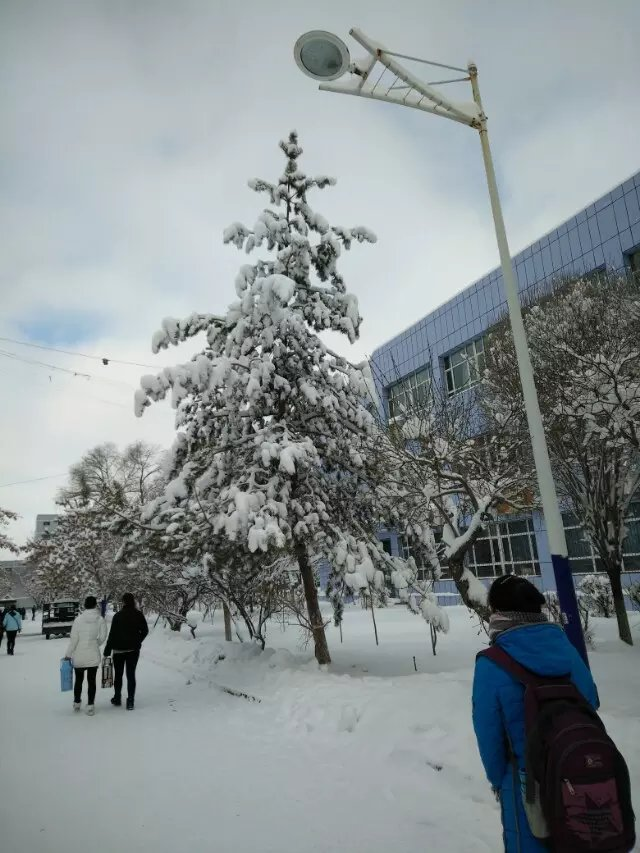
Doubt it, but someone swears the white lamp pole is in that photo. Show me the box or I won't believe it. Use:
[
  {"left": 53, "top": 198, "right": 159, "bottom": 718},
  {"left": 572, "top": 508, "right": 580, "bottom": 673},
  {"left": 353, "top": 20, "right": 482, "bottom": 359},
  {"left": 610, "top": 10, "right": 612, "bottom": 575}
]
[{"left": 294, "top": 28, "right": 588, "bottom": 664}]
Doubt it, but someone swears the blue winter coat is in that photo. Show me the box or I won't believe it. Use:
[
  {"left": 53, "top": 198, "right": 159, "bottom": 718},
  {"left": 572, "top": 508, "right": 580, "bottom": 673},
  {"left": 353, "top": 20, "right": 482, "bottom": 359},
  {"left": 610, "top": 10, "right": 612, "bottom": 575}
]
[
  {"left": 3, "top": 610, "right": 22, "bottom": 632},
  {"left": 472, "top": 623, "right": 599, "bottom": 852}
]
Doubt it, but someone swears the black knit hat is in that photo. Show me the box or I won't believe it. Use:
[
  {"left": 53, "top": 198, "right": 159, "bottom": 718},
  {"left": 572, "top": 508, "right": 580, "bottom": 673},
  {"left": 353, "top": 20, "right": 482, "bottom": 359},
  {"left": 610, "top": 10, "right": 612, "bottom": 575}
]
[
  {"left": 84, "top": 595, "right": 97, "bottom": 609},
  {"left": 488, "top": 574, "right": 545, "bottom": 614}
]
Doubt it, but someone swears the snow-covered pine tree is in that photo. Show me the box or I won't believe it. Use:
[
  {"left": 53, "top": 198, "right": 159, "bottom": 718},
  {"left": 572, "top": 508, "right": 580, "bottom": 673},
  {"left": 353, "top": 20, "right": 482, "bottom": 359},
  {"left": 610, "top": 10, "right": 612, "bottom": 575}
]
[{"left": 134, "top": 131, "right": 392, "bottom": 664}]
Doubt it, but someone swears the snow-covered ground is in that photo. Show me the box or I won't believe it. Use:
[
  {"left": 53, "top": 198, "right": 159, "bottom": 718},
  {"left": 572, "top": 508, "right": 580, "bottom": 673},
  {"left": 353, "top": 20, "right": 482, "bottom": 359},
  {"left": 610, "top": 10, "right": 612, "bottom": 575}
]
[{"left": 1, "top": 606, "right": 639, "bottom": 853}]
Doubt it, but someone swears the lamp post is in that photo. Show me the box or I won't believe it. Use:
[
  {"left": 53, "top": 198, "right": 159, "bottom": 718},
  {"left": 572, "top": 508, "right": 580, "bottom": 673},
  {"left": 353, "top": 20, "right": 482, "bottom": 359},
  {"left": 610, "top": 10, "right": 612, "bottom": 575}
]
[{"left": 293, "top": 28, "right": 589, "bottom": 664}]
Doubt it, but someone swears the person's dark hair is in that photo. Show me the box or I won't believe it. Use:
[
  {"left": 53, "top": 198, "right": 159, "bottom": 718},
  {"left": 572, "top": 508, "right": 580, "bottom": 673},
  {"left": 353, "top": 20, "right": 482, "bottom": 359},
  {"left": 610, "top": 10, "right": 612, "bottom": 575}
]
[
  {"left": 84, "top": 595, "right": 97, "bottom": 609},
  {"left": 488, "top": 574, "right": 546, "bottom": 614},
  {"left": 121, "top": 592, "right": 135, "bottom": 607}
]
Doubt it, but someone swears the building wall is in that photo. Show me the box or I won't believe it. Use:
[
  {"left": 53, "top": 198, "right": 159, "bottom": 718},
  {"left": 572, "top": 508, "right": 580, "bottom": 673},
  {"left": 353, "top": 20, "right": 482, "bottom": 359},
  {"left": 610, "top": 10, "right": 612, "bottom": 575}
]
[
  {"left": 370, "top": 170, "right": 640, "bottom": 606},
  {"left": 0, "top": 560, "right": 36, "bottom": 608},
  {"left": 35, "top": 514, "right": 59, "bottom": 539},
  {"left": 372, "top": 170, "right": 640, "bottom": 400}
]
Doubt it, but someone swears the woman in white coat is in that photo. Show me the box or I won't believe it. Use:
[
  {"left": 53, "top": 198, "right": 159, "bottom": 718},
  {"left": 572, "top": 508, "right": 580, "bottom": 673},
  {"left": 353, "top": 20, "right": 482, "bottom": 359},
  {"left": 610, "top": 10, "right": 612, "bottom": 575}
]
[{"left": 65, "top": 595, "right": 107, "bottom": 715}]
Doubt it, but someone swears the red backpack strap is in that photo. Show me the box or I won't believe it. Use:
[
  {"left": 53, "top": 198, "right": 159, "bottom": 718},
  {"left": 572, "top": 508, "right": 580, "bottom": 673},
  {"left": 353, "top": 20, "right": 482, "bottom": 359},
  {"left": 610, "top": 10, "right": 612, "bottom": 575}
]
[{"left": 477, "top": 646, "right": 542, "bottom": 686}]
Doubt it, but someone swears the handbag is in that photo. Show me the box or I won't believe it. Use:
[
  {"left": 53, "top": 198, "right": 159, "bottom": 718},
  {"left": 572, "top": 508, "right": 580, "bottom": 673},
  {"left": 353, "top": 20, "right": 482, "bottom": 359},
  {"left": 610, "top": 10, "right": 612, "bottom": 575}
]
[
  {"left": 60, "top": 658, "right": 73, "bottom": 692},
  {"left": 101, "top": 656, "right": 114, "bottom": 689}
]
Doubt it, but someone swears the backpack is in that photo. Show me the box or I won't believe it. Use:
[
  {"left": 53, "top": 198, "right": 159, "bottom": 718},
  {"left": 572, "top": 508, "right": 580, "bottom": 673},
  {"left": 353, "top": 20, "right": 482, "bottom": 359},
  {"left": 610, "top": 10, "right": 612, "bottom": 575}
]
[{"left": 478, "top": 646, "right": 635, "bottom": 852}]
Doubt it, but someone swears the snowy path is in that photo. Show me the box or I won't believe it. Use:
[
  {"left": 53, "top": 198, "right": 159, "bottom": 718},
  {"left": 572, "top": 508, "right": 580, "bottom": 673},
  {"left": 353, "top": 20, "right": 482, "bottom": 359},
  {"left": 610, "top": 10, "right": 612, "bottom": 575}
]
[
  {"left": 1, "top": 610, "right": 638, "bottom": 853},
  {"left": 0, "top": 621, "right": 492, "bottom": 853}
]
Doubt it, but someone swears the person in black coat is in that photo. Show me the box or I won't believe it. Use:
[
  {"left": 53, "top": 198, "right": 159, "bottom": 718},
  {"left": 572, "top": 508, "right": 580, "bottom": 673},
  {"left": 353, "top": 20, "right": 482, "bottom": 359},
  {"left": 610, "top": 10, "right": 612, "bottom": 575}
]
[{"left": 103, "top": 592, "right": 149, "bottom": 710}]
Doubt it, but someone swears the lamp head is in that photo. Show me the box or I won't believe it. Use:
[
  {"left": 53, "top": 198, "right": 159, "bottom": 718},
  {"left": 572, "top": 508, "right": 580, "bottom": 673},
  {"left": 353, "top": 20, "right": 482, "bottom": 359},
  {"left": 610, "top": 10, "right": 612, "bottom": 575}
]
[{"left": 294, "top": 30, "right": 351, "bottom": 81}]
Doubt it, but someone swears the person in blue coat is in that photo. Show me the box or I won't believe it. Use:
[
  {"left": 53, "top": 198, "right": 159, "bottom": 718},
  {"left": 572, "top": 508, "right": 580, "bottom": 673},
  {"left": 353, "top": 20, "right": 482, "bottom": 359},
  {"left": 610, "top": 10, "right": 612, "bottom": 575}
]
[
  {"left": 472, "top": 575, "right": 598, "bottom": 852},
  {"left": 3, "top": 604, "right": 23, "bottom": 655}
]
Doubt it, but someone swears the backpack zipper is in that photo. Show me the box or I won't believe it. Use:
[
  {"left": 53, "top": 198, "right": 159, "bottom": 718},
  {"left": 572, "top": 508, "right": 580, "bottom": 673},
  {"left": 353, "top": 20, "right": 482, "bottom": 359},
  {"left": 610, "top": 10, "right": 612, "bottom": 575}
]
[
  {"left": 550, "top": 738, "right": 612, "bottom": 803},
  {"left": 557, "top": 736, "right": 612, "bottom": 770}
]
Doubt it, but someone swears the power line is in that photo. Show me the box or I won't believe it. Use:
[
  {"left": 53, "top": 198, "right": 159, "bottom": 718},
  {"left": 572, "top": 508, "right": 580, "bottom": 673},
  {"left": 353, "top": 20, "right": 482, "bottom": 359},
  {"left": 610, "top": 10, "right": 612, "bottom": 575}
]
[
  {"left": 0, "top": 335, "right": 158, "bottom": 369},
  {"left": 0, "top": 473, "right": 68, "bottom": 488},
  {"left": 0, "top": 366, "right": 171, "bottom": 419},
  {"left": 0, "top": 348, "right": 91, "bottom": 378},
  {"left": 0, "top": 349, "right": 134, "bottom": 389}
]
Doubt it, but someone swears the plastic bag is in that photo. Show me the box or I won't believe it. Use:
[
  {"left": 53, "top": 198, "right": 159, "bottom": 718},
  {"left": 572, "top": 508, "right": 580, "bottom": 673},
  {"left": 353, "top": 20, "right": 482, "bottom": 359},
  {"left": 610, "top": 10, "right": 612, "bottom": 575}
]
[
  {"left": 101, "top": 656, "right": 113, "bottom": 689},
  {"left": 60, "top": 658, "right": 73, "bottom": 693}
]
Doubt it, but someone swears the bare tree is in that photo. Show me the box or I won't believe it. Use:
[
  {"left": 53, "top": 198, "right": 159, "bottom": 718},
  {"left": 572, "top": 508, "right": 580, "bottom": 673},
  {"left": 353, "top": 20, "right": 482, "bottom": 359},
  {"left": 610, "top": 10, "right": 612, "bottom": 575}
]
[
  {"left": 58, "top": 441, "right": 163, "bottom": 514},
  {"left": 23, "top": 508, "right": 124, "bottom": 603},
  {"left": 0, "top": 506, "right": 19, "bottom": 555},
  {"left": 378, "top": 372, "right": 534, "bottom": 623},
  {"left": 484, "top": 272, "right": 640, "bottom": 644}
]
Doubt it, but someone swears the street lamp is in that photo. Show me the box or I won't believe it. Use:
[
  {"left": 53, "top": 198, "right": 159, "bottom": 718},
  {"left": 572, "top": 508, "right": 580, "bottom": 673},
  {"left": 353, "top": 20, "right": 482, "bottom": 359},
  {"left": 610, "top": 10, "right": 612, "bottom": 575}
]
[{"left": 293, "top": 27, "right": 589, "bottom": 664}]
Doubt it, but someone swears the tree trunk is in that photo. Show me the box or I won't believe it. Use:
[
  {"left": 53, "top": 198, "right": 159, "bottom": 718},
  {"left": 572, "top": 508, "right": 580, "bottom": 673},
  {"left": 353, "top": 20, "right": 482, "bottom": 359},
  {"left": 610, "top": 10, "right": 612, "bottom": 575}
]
[
  {"left": 450, "top": 555, "right": 492, "bottom": 624},
  {"left": 295, "top": 541, "right": 331, "bottom": 664},
  {"left": 223, "top": 602, "right": 233, "bottom": 642},
  {"left": 169, "top": 603, "right": 189, "bottom": 632},
  {"left": 608, "top": 569, "right": 633, "bottom": 646},
  {"left": 369, "top": 588, "right": 379, "bottom": 646}
]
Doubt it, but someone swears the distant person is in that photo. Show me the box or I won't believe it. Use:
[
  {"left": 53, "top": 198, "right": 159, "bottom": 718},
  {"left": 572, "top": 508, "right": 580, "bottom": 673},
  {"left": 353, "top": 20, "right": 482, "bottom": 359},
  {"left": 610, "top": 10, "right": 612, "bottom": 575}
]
[
  {"left": 104, "top": 592, "right": 149, "bottom": 711},
  {"left": 65, "top": 595, "right": 107, "bottom": 716},
  {"left": 0, "top": 607, "right": 5, "bottom": 649},
  {"left": 3, "top": 605, "right": 22, "bottom": 655},
  {"left": 19, "top": 607, "right": 26, "bottom": 621},
  {"left": 472, "top": 575, "right": 634, "bottom": 852},
  {"left": 32, "top": 606, "right": 36, "bottom": 621}
]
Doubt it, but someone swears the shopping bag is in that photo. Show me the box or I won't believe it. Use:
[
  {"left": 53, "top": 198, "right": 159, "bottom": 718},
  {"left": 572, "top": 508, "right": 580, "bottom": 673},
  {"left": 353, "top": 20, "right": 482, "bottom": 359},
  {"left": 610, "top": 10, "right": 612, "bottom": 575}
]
[
  {"left": 60, "top": 658, "right": 73, "bottom": 693},
  {"left": 101, "top": 656, "right": 113, "bottom": 689}
]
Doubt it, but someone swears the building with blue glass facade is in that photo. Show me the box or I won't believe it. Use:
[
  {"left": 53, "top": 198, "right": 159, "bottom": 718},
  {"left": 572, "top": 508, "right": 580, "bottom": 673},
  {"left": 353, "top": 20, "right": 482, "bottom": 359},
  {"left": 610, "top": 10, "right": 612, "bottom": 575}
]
[{"left": 370, "top": 170, "right": 640, "bottom": 606}]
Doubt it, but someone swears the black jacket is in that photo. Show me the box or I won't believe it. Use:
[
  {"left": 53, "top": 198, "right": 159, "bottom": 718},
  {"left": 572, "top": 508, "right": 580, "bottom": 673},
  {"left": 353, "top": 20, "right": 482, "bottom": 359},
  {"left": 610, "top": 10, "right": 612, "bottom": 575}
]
[{"left": 104, "top": 605, "right": 149, "bottom": 656}]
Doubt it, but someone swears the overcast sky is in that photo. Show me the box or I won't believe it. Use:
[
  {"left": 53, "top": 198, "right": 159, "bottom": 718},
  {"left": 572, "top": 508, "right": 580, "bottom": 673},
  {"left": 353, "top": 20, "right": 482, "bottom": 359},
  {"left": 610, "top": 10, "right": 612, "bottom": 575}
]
[{"left": 1, "top": 0, "right": 639, "bottom": 553}]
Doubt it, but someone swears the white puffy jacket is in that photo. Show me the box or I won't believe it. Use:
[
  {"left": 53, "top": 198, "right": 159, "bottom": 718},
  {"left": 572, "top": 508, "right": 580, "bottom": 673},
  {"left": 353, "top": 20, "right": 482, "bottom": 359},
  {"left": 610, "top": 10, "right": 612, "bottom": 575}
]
[{"left": 66, "top": 608, "right": 107, "bottom": 668}]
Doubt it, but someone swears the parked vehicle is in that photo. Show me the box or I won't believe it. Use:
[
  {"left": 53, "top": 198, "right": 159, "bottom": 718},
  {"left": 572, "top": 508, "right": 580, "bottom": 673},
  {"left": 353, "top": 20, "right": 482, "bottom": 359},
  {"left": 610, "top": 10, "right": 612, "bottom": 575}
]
[{"left": 42, "top": 599, "right": 80, "bottom": 639}]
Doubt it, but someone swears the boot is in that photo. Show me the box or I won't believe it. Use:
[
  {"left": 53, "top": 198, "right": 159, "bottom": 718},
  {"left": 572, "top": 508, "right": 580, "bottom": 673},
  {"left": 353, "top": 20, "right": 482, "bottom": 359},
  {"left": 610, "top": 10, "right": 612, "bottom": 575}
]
[
  {"left": 73, "top": 702, "right": 81, "bottom": 712},
  {"left": 86, "top": 705, "right": 95, "bottom": 716},
  {"left": 111, "top": 696, "right": 122, "bottom": 707},
  {"left": 126, "top": 698, "right": 134, "bottom": 711}
]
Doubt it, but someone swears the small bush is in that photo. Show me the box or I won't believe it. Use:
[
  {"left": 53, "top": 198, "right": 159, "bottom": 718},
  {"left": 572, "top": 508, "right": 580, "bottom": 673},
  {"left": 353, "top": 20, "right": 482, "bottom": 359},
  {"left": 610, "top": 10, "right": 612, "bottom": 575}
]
[
  {"left": 544, "top": 591, "right": 594, "bottom": 648},
  {"left": 578, "top": 575, "right": 615, "bottom": 618},
  {"left": 625, "top": 583, "right": 640, "bottom": 612}
]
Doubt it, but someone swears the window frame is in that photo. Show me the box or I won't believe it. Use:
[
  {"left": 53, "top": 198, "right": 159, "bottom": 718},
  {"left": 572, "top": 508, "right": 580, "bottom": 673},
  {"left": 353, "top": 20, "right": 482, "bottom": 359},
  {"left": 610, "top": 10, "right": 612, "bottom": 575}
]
[
  {"left": 465, "top": 516, "right": 540, "bottom": 578},
  {"left": 563, "top": 504, "right": 640, "bottom": 573},
  {"left": 443, "top": 336, "right": 486, "bottom": 397},
  {"left": 399, "top": 530, "right": 450, "bottom": 581},
  {"left": 386, "top": 365, "right": 431, "bottom": 420}
]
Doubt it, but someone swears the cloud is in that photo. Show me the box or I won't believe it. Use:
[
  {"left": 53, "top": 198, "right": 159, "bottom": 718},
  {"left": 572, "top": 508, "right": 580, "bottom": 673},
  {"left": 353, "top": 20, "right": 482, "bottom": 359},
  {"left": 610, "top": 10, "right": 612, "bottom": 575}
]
[{"left": 1, "top": 0, "right": 639, "bottom": 551}]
